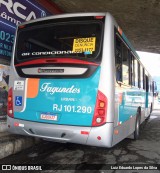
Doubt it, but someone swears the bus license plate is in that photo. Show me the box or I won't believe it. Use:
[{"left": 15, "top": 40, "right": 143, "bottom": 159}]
[{"left": 40, "top": 113, "right": 58, "bottom": 121}]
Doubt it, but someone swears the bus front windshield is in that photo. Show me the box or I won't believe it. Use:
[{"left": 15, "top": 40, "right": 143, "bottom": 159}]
[{"left": 16, "top": 19, "right": 103, "bottom": 63}]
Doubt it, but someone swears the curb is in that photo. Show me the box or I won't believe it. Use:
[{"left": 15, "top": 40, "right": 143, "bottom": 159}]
[
  {"left": 0, "top": 122, "right": 40, "bottom": 159},
  {"left": 0, "top": 132, "right": 40, "bottom": 159},
  {"left": 0, "top": 121, "right": 7, "bottom": 133}
]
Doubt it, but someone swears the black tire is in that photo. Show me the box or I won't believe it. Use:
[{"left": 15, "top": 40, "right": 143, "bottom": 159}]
[
  {"left": 134, "top": 113, "right": 141, "bottom": 140},
  {"left": 150, "top": 103, "right": 153, "bottom": 114},
  {"left": 146, "top": 103, "right": 152, "bottom": 121}
]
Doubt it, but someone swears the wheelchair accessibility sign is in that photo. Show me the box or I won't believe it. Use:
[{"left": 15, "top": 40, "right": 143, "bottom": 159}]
[{"left": 15, "top": 96, "right": 22, "bottom": 106}]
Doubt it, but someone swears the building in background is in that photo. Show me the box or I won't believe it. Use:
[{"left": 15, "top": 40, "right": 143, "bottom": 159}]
[{"left": 0, "top": 0, "right": 62, "bottom": 120}]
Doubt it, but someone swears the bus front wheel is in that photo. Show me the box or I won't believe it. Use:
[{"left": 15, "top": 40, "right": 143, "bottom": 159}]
[{"left": 134, "top": 113, "right": 141, "bottom": 140}]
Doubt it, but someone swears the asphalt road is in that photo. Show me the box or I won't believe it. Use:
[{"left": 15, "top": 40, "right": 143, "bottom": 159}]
[{"left": 0, "top": 104, "right": 160, "bottom": 173}]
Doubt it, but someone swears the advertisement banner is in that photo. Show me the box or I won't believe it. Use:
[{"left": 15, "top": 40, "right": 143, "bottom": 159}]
[
  {"left": 0, "top": 64, "right": 9, "bottom": 120},
  {"left": 0, "top": 0, "right": 52, "bottom": 60}
]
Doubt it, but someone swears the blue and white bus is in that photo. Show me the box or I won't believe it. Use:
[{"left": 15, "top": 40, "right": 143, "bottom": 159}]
[{"left": 7, "top": 13, "right": 154, "bottom": 147}]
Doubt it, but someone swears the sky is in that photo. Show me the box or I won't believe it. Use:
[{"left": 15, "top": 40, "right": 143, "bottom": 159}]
[
  {"left": 137, "top": 51, "right": 160, "bottom": 91},
  {"left": 137, "top": 51, "right": 160, "bottom": 77}
]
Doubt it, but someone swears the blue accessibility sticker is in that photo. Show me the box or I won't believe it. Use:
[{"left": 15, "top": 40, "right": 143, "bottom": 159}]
[{"left": 15, "top": 96, "right": 22, "bottom": 106}]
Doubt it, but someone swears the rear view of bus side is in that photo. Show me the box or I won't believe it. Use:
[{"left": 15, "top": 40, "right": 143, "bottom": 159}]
[{"left": 7, "top": 13, "right": 154, "bottom": 148}]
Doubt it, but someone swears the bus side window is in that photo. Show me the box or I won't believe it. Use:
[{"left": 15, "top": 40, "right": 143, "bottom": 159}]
[
  {"left": 145, "top": 74, "right": 149, "bottom": 92},
  {"left": 122, "top": 43, "right": 129, "bottom": 85},
  {"left": 138, "top": 62, "right": 141, "bottom": 88},
  {"left": 140, "top": 65, "right": 143, "bottom": 89},
  {"left": 134, "top": 58, "right": 138, "bottom": 88},
  {"left": 115, "top": 36, "right": 122, "bottom": 82},
  {"left": 149, "top": 78, "right": 152, "bottom": 92},
  {"left": 131, "top": 55, "right": 135, "bottom": 86},
  {"left": 143, "top": 68, "right": 146, "bottom": 89},
  {"left": 138, "top": 62, "right": 143, "bottom": 89}
]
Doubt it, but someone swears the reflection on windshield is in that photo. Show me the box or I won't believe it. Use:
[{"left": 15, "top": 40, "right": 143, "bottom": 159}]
[{"left": 16, "top": 21, "right": 103, "bottom": 62}]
